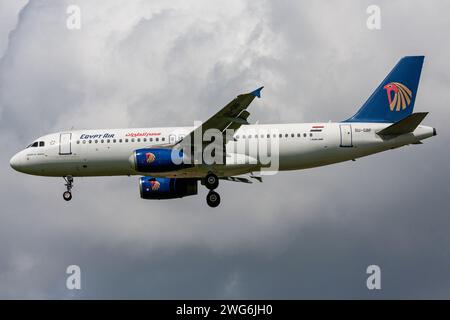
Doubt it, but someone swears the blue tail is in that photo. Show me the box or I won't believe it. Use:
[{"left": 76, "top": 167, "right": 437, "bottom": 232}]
[{"left": 345, "top": 56, "right": 424, "bottom": 123}]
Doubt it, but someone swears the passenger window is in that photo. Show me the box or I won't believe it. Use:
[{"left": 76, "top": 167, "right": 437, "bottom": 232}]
[
  {"left": 137, "top": 138, "right": 141, "bottom": 142},
  {"left": 236, "top": 135, "right": 239, "bottom": 139},
  {"left": 89, "top": 140, "right": 92, "bottom": 144},
  {"left": 83, "top": 140, "right": 86, "bottom": 144},
  {"left": 125, "top": 139, "right": 129, "bottom": 143},
  {"left": 291, "top": 133, "right": 294, "bottom": 137},
  {"left": 310, "top": 133, "right": 313, "bottom": 137},
  {"left": 131, "top": 138, "right": 135, "bottom": 142},
  {"left": 119, "top": 139, "right": 122, "bottom": 143},
  {"left": 95, "top": 140, "right": 98, "bottom": 143},
  {"left": 303, "top": 133, "right": 307, "bottom": 137},
  {"left": 101, "top": 139, "right": 104, "bottom": 143},
  {"left": 162, "top": 137, "right": 165, "bottom": 141},
  {"left": 77, "top": 141, "right": 80, "bottom": 144},
  {"left": 285, "top": 134, "right": 288, "bottom": 138},
  {"left": 150, "top": 138, "right": 153, "bottom": 142},
  {"left": 242, "top": 135, "right": 246, "bottom": 139},
  {"left": 267, "top": 134, "right": 270, "bottom": 138},
  {"left": 156, "top": 138, "right": 159, "bottom": 142},
  {"left": 143, "top": 138, "right": 147, "bottom": 142},
  {"left": 297, "top": 133, "right": 300, "bottom": 137},
  {"left": 279, "top": 134, "right": 282, "bottom": 138}
]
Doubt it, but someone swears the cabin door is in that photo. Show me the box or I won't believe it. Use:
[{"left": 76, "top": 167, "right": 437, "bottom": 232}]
[
  {"left": 59, "top": 133, "right": 72, "bottom": 155},
  {"left": 339, "top": 124, "right": 353, "bottom": 147}
]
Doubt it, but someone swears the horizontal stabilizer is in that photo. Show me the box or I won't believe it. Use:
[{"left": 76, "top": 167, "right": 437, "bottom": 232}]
[{"left": 377, "top": 112, "right": 428, "bottom": 136}]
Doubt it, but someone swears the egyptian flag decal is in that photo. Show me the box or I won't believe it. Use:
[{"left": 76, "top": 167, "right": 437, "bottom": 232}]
[{"left": 310, "top": 125, "right": 324, "bottom": 132}]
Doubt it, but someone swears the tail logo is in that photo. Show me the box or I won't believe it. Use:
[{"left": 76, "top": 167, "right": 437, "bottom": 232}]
[
  {"left": 146, "top": 152, "right": 156, "bottom": 164},
  {"left": 383, "top": 82, "right": 412, "bottom": 111}
]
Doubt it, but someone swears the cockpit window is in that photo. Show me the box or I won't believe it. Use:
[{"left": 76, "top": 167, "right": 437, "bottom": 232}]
[
  {"left": 31, "top": 142, "right": 39, "bottom": 147},
  {"left": 39, "top": 141, "right": 45, "bottom": 147}
]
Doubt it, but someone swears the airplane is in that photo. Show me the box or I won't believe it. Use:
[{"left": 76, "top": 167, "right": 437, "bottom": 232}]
[{"left": 10, "top": 56, "right": 436, "bottom": 207}]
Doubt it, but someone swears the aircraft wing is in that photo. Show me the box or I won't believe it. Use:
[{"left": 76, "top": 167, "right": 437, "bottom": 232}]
[{"left": 177, "top": 86, "right": 263, "bottom": 147}]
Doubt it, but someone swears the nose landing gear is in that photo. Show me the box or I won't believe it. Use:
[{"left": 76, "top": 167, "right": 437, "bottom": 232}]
[
  {"left": 204, "top": 172, "right": 220, "bottom": 208},
  {"left": 63, "top": 176, "right": 74, "bottom": 201}
]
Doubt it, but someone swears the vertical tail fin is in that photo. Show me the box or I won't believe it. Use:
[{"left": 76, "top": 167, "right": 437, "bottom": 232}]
[{"left": 345, "top": 56, "right": 424, "bottom": 123}]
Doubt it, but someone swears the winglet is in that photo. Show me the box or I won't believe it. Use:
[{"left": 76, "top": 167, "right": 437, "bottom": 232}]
[{"left": 250, "top": 86, "right": 264, "bottom": 98}]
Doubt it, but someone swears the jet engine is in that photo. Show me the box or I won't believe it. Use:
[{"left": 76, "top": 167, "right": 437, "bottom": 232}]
[
  {"left": 139, "top": 177, "right": 198, "bottom": 199},
  {"left": 130, "top": 148, "right": 192, "bottom": 173}
]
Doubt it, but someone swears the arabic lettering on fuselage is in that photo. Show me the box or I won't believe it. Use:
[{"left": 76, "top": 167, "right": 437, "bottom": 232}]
[{"left": 125, "top": 132, "right": 161, "bottom": 137}]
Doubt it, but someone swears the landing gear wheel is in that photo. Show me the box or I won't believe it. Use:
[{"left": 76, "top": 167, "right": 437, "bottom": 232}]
[
  {"left": 63, "top": 191, "right": 72, "bottom": 201},
  {"left": 206, "top": 191, "right": 220, "bottom": 208},
  {"left": 63, "top": 176, "right": 74, "bottom": 202},
  {"left": 205, "top": 172, "right": 219, "bottom": 190}
]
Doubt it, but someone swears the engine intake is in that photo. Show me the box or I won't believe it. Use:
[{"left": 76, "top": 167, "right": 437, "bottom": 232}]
[
  {"left": 131, "top": 148, "right": 191, "bottom": 173},
  {"left": 139, "top": 177, "right": 198, "bottom": 199}
]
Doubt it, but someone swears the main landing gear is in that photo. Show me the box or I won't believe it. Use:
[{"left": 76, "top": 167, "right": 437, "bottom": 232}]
[
  {"left": 205, "top": 172, "right": 220, "bottom": 208},
  {"left": 63, "top": 176, "right": 74, "bottom": 201}
]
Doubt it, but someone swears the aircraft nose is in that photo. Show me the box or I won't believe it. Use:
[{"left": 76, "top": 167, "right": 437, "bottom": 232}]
[{"left": 10, "top": 153, "right": 22, "bottom": 171}]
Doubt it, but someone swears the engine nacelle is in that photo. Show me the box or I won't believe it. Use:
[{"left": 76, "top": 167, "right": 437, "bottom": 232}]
[
  {"left": 139, "top": 177, "right": 198, "bottom": 199},
  {"left": 130, "top": 148, "right": 191, "bottom": 173}
]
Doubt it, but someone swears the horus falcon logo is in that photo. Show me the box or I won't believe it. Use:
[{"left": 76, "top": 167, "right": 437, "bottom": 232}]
[
  {"left": 383, "top": 82, "right": 412, "bottom": 111},
  {"left": 150, "top": 180, "right": 160, "bottom": 191},
  {"left": 145, "top": 152, "right": 156, "bottom": 164}
]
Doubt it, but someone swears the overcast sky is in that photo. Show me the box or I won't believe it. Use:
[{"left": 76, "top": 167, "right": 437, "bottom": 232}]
[{"left": 0, "top": 0, "right": 449, "bottom": 299}]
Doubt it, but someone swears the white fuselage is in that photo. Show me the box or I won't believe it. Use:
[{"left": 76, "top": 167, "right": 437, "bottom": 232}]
[{"left": 9, "top": 122, "right": 435, "bottom": 178}]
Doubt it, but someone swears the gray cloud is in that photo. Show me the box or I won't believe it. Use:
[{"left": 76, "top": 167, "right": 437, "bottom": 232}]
[{"left": 0, "top": 0, "right": 449, "bottom": 299}]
